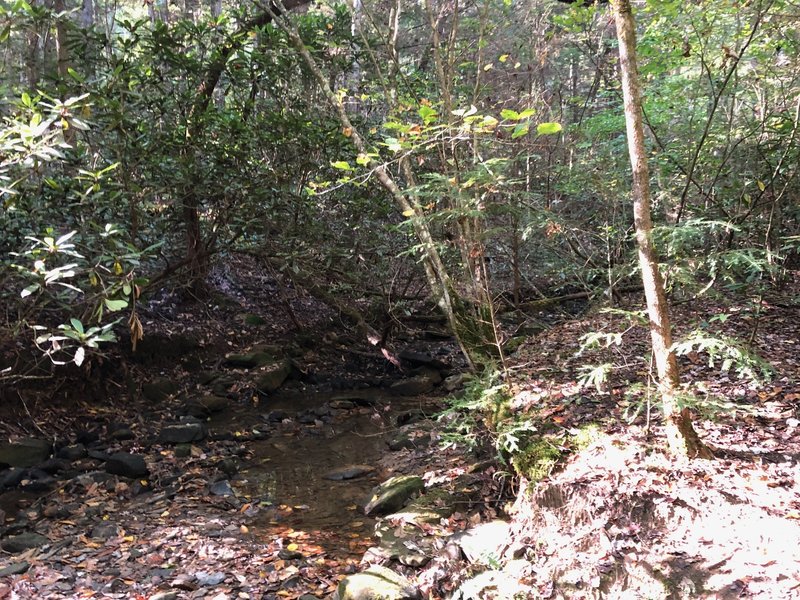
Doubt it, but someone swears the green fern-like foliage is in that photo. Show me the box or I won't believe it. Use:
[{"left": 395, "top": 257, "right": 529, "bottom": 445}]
[{"left": 672, "top": 331, "right": 773, "bottom": 383}]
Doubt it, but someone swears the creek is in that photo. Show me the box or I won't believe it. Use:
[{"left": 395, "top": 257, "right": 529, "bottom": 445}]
[{"left": 208, "top": 388, "right": 437, "bottom": 557}]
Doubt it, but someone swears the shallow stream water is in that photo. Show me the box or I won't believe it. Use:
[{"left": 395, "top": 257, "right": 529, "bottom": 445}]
[{"left": 210, "top": 389, "right": 433, "bottom": 556}]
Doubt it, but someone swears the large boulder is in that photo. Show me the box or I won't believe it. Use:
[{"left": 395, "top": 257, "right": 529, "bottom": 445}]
[
  {"left": 142, "top": 378, "right": 179, "bottom": 403},
  {"left": 332, "top": 565, "right": 421, "bottom": 600},
  {"left": 255, "top": 358, "right": 293, "bottom": 393},
  {"left": 158, "top": 422, "right": 207, "bottom": 444},
  {"left": 0, "top": 438, "right": 51, "bottom": 468},
  {"left": 364, "top": 475, "right": 424, "bottom": 516},
  {"left": 105, "top": 453, "right": 149, "bottom": 478},
  {"left": 224, "top": 351, "right": 275, "bottom": 369}
]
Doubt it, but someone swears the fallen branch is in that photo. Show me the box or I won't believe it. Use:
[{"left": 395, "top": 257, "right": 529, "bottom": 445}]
[{"left": 517, "top": 286, "right": 643, "bottom": 311}]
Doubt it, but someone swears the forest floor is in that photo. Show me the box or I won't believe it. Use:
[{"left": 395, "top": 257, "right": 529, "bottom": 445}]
[
  {"left": 0, "top": 257, "right": 799, "bottom": 599},
  {"left": 496, "top": 280, "right": 800, "bottom": 599}
]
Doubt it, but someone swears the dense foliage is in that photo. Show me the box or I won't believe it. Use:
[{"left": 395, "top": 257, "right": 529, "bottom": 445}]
[{"left": 1, "top": 0, "right": 798, "bottom": 377}]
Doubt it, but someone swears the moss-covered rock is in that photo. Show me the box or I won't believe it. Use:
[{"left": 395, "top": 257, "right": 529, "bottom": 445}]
[
  {"left": 142, "top": 378, "right": 179, "bottom": 403},
  {"left": 364, "top": 475, "right": 424, "bottom": 516},
  {"left": 333, "top": 565, "right": 421, "bottom": 600},
  {"left": 241, "top": 313, "right": 267, "bottom": 326},
  {"left": 0, "top": 438, "right": 51, "bottom": 468},
  {"left": 254, "top": 358, "right": 293, "bottom": 393},
  {"left": 224, "top": 351, "right": 275, "bottom": 369}
]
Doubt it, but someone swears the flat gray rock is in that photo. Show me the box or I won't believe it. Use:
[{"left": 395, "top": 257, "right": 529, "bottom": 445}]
[
  {"left": 209, "top": 480, "right": 234, "bottom": 496},
  {"left": 105, "top": 453, "right": 149, "bottom": 478},
  {"left": 158, "top": 422, "right": 207, "bottom": 444},
  {"left": 449, "top": 519, "right": 511, "bottom": 564},
  {"left": 323, "top": 465, "right": 375, "bottom": 481},
  {"left": 0, "top": 438, "right": 51, "bottom": 468},
  {"left": 1, "top": 532, "right": 50, "bottom": 553},
  {"left": 0, "top": 562, "right": 30, "bottom": 576}
]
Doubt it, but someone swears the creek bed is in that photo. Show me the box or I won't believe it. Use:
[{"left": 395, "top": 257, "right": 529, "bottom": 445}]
[{"left": 210, "top": 389, "right": 434, "bottom": 557}]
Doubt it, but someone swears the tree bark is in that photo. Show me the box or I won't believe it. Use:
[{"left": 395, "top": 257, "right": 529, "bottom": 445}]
[{"left": 612, "top": 0, "right": 712, "bottom": 459}]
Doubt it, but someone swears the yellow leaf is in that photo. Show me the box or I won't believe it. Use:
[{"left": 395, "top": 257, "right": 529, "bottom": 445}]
[
  {"left": 286, "top": 543, "right": 299, "bottom": 551},
  {"left": 499, "top": 54, "right": 509, "bottom": 63},
  {"left": 402, "top": 209, "right": 414, "bottom": 217}
]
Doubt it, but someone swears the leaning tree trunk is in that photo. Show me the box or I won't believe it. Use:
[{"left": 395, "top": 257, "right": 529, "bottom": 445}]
[
  {"left": 613, "top": 0, "right": 712, "bottom": 459},
  {"left": 266, "top": 0, "right": 491, "bottom": 369}
]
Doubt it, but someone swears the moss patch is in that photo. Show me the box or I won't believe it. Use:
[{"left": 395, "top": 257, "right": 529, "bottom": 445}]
[
  {"left": 511, "top": 438, "right": 562, "bottom": 482},
  {"left": 571, "top": 423, "right": 605, "bottom": 452}
]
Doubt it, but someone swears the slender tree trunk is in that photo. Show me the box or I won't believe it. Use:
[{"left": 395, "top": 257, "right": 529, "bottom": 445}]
[
  {"left": 26, "top": 27, "right": 39, "bottom": 89},
  {"left": 210, "top": 0, "right": 222, "bottom": 19},
  {"left": 80, "top": 0, "right": 93, "bottom": 28},
  {"left": 613, "top": 0, "right": 712, "bottom": 459},
  {"left": 267, "top": 1, "right": 491, "bottom": 368},
  {"left": 53, "top": 0, "right": 70, "bottom": 81}
]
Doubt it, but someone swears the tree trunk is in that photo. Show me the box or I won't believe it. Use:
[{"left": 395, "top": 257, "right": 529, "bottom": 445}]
[
  {"left": 267, "top": 1, "right": 492, "bottom": 369},
  {"left": 80, "top": 0, "right": 93, "bottom": 28},
  {"left": 178, "top": 0, "right": 312, "bottom": 291},
  {"left": 613, "top": 0, "right": 712, "bottom": 459}
]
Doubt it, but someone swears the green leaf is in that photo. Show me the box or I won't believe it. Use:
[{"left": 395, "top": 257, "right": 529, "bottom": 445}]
[
  {"left": 500, "top": 109, "right": 520, "bottom": 120},
  {"left": 331, "top": 161, "right": 352, "bottom": 171},
  {"left": 21, "top": 284, "right": 40, "bottom": 298},
  {"left": 70, "top": 318, "right": 85, "bottom": 334},
  {"left": 104, "top": 299, "right": 128, "bottom": 312},
  {"left": 511, "top": 122, "right": 529, "bottom": 139},
  {"left": 418, "top": 105, "right": 438, "bottom": 124},
  {"left": 537, "top": 122, "right": 563, "bottom": 135},
  {"left": 519, "top": 108, "right": 536, "bottom": 119},
  {"left": 67, "top": 67, "right": 85, "bottom": 82},
  {"left": 385, "top": 138, "right": 402, "bottom": 153}
]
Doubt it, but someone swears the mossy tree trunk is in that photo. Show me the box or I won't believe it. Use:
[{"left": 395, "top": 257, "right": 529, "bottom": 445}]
[{"left": 613, "top": 0, "right": 712, "bottom": 459}]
